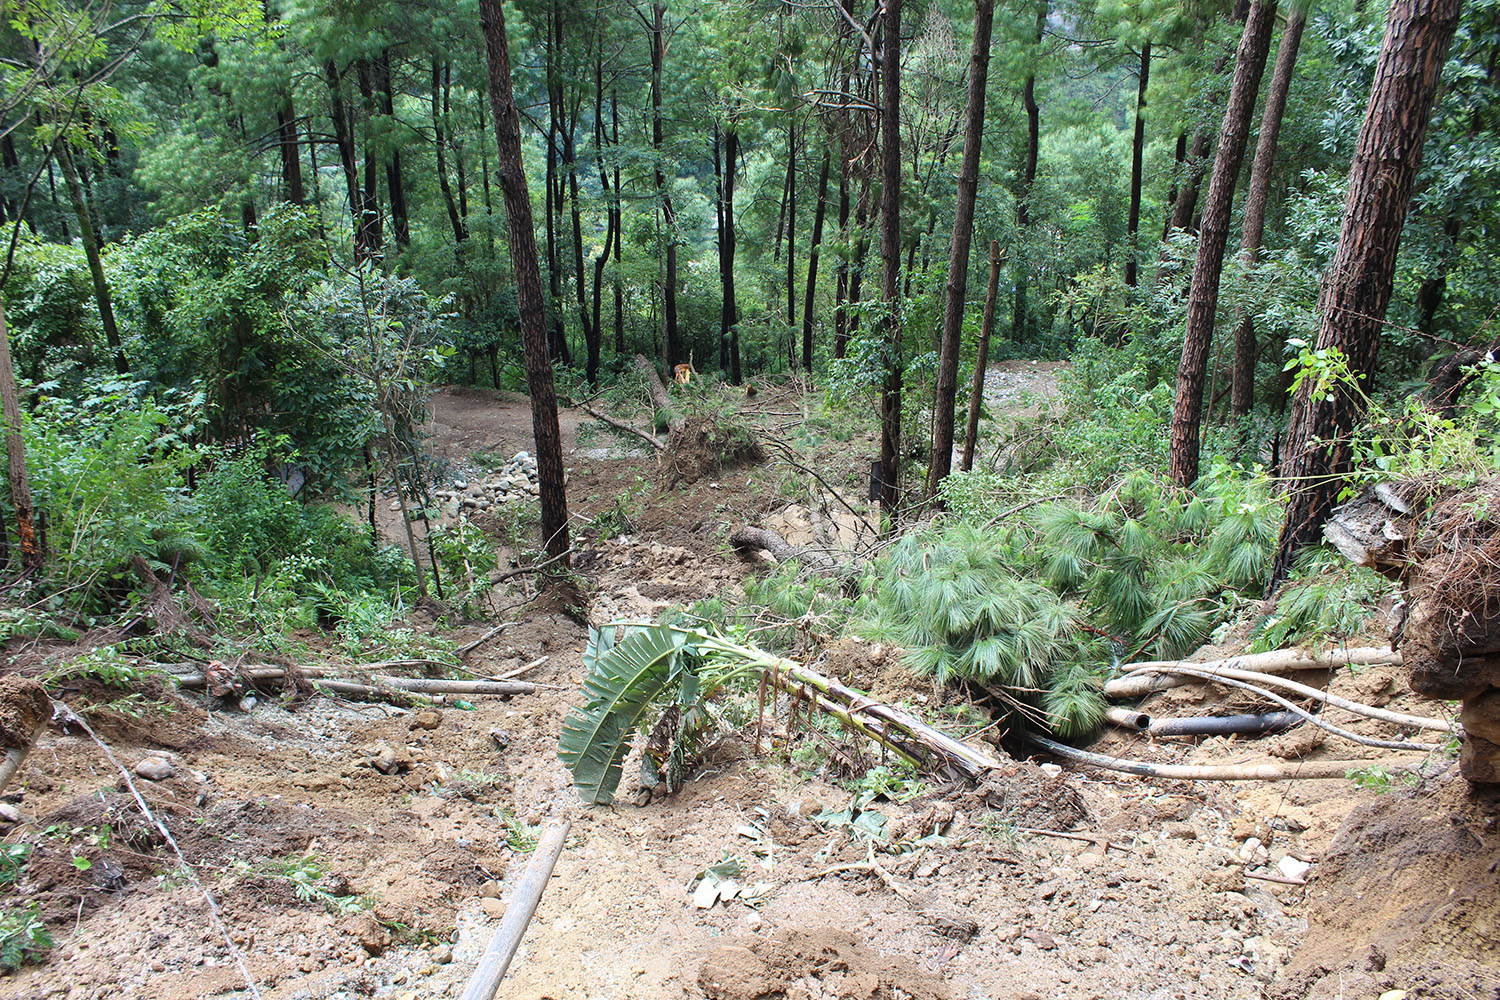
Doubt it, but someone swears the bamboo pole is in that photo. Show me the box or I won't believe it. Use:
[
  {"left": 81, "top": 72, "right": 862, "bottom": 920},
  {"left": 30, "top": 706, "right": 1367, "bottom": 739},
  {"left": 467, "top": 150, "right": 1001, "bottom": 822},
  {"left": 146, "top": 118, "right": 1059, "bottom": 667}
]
[{"left": 460, "top": 819, "right": 571, "bottom": 1000}]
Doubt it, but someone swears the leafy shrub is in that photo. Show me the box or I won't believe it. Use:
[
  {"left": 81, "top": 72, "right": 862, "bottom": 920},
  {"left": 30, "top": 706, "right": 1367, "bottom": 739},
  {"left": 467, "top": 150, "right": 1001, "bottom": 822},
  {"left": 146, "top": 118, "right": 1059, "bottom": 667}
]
[{"left": 0, "top": 904, "right": 52, "bottom": 970}]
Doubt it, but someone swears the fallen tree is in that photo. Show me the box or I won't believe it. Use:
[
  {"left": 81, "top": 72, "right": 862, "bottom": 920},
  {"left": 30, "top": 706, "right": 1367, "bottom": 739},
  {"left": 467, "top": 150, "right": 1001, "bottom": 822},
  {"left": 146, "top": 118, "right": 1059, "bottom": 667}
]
[{"left": 1103, "top": 646, "right": 1401, "bottom": 699}]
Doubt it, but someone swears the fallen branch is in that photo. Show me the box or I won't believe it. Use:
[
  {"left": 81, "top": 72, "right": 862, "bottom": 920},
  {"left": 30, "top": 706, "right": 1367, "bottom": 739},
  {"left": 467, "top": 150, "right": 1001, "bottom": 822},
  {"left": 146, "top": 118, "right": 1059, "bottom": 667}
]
[
  {"left": 728, "top": 525, "right": 852, "bottom": 577},
  {"left": 492, "top": 548, "right": 576, "bottom": 583},
  {"left": 580, "top": 404, "right": 664, "bottom": 451},
  {"left": 174, "top": 667, "right": 534, "bottom": 699},
  {"left": 458, "top": 622, "right": 516, "bottom": 658},
  {"left": 460, "top": 819, "right": 572, "bottom": 1000},
  {"left": 1115, "top": 663, "right": 1456, "bottom": 734},
  {"left": 813, "top": 861, "right": 916, "bottom": 902},
  {"left": 1104, "top": 646, "right": 1402, "bottom": 699},
  {"left": 1016, "top": 826, "right": 1132, "bottom": 854},
  {"left": 1028, "top": 734, "right": 1415, "bottom": 781},
  {"left": 495, "top": 655, "right": 549, "bottom": 681},
  {"left": 0, "top": 723, "right": 43, "bottom": 796},
  {"left": 1245, "top": 870, "right": 1307, "bottom": 887},
  {"left": 1126, "top": 666, "right": 1441, "bottom": 752}
]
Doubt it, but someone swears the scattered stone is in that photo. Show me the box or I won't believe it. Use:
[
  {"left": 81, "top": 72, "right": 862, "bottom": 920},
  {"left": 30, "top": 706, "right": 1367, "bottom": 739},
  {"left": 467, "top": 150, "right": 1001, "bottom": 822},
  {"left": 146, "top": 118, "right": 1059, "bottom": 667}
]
[
  {"left": 478, "top": 879, "right": 504, "bottom": 899},
  {"left": 744, "top": 912, "right": 762, "bottom": 932},
  {"left": 1276, "top": 855, "right": 1312, "bottom": 882},
  {"left": 431, "top": 944, "right": 454, "bottom": 965},
  {"left": 369, "top": 744, "right": 412, "bottom": 775},
  {"left": 0, "top": 803, "right": 20, "bottom": 824},
  {"left": 1164, "top": 822, "right": 1198, "bottom": 840},
  {"left": 409, "top": 710, "right": 444, "bottom": 731},
  {"left": 480, "top": 898, "right": 506, "bottom": 919},
  {"left": 237, "top": 695, "right": 258, "bottom": 713},
  {"left": 489, "top": 728, "right": 512, "bottom": 750},
  {"left": 352, "top": 913, "right": 390, "bottom": 956},
  {"left": 134, "top": 757, "right": 174, "bottom": 782}
]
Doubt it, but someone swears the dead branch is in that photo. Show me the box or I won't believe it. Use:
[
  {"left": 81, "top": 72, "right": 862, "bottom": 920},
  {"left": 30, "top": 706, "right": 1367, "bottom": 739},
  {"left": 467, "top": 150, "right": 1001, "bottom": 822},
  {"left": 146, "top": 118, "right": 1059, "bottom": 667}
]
[
  {"left": 458, "top": 622, "right": 517, "bottom": 658},
  {"left": 580, "top": 404, "right": 664, "bottom": 451},
  {"left": 1028, "top": 735, "right": 1418, "bottom": 782},
  {"left": 1104, "top": 646, "right": 1402, "bottom": 699}
]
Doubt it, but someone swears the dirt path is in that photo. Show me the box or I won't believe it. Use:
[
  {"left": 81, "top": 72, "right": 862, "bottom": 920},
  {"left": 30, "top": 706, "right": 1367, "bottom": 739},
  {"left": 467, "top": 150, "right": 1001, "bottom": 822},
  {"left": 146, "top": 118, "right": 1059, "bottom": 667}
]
[{"left": 0, "top": 379, "right": 1492, "bottom": 1000}]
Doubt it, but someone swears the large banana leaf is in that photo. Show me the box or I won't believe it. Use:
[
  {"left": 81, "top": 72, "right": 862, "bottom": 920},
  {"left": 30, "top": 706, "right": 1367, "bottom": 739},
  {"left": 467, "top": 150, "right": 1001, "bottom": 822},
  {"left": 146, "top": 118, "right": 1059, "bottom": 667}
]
[{"left": 559, "top": 625, "right": 693, "bottom": 804}]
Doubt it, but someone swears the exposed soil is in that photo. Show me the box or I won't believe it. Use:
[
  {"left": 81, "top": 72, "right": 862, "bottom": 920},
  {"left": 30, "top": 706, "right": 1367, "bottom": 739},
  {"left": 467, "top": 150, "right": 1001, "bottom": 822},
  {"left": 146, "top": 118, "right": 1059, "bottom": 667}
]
[{"left": 1, "top": 376, "right": 1494, "bottom": 1000}]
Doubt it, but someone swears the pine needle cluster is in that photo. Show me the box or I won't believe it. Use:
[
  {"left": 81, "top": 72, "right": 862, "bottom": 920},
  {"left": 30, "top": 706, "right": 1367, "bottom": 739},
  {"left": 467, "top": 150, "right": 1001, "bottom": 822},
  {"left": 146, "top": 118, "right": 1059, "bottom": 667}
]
[{"left": 863, "top": 467, "right": 1283, "bottom": 739}]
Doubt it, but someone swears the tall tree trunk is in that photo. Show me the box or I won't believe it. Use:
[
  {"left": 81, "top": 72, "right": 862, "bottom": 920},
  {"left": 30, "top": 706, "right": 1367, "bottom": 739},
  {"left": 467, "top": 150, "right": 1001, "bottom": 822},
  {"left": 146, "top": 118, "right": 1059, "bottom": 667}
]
[
  {"left": 478, "top": 0, "right": 571, "bottom": 565},
  {"left": 716, "top": 122, "right": 741, "bottom": 382},
  {"left": 326, "top": 62, "right": 376, "bottom": 261},
  {"left": 1231, "top": 3, "right": 1308, "bottom": 423},
  {"left": 1124, "top": 40, "right": 1151, "bottom": 289},
  {"left": 277, "top": 99, "right": 305, "bottom": 205},
  {"left": 833, "top": 163, "right": 851, "bottom": 359},
  {"left": 877, "top": 0, "right": 904, "bottom": 515},
  {"left": 612, "top": 90, "right": 625, "bottom": 356},
  {"left": 1162, "top": 131, "right": 1187, "bottom": 240},
  {"left": 785, "top": 122, "right": 799, "bottom": 368},
  {"left": 354, "top": 61, "right": 386, "bottom": 255},
  {"left": 432, "top": 59, "right": 468, "bottom": 245},
  {"left": 58, "top": 145, "right": 127, "bottom": 375},
  {"left": 0, "top": 302, "right": 40, "bottom": 572},
  {"left": 962, "top": 241, "right": 1002, "bottom": 472},
  {"left": 1168, "top": 0, "right": 1280, "bottom": 487},
  {"left": 1270, "top": 0, "right": 1461, "bottom": 586},
  {"left": 544, "top": 16, "right": 569, "bottom": 364},
  {"left": 591, "top": 55, "right": 618, "bottom": 379},
  {"left": 801, "top": 146, "right": 831, "bottom": 372},
  {"left": 377, "top": 52, "right": 410, "bottom": 248},
  {"left": 1012, "top": 0, "right": 1045, "bottom": 341},
  {"left": 928, "top": 0, "right": 995, "bottom": 495},
  {"left": 650, "top": 2, "right": 682, "bottom": 368}
]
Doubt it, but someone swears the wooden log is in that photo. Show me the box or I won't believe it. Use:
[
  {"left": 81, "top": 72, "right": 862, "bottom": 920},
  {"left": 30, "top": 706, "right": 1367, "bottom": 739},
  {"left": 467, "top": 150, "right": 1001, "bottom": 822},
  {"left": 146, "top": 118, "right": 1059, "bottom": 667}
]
[
  {"left": 460, "top": 819, "right": 572, "bottom": 1000},
  {"left": 1029, "top": 735, "right": 1414, "bottom": 782},
  {"left": 1104, "top": 647, "right": 1401, "bottom": 699},
  {"left": 728, "top": 525, "right": 848, "bottom": 576}
]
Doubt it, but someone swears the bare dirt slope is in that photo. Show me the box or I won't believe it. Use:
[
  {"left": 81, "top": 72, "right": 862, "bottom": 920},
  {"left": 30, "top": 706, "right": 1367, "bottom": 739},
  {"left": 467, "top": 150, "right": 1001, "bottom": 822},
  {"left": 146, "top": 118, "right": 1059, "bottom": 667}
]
[{"left": 1, "top": 378, "right": 1494, "bottom": 1000}]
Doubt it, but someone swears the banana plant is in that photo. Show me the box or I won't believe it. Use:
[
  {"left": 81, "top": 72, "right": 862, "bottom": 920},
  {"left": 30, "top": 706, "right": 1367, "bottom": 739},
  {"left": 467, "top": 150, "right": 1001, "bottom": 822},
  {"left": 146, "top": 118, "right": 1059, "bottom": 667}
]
[{"left": 558, "top": 622, "right": 1001, "bottom": 805}]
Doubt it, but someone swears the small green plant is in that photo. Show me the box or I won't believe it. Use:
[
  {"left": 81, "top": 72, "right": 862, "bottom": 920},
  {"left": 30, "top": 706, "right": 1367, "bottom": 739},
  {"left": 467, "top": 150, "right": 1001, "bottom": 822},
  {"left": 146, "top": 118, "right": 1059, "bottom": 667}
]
[
  {"left": 847, "top": 764, "right": 927, "bottom": 804},
  {"left": 496, "top": 810, "right": 540, "bottom": 852},
  {"left": 0, "top": 844, "right": 31, "bottom": 887},
  {"left": 1346, "top": 765, "right": 1418, "bottom": 793},
  {"left": 246, "top": 855, "right": 367, "bottom": 915},
  {"left": 0, "top": 904, "right": 52, "bottom": 970}
]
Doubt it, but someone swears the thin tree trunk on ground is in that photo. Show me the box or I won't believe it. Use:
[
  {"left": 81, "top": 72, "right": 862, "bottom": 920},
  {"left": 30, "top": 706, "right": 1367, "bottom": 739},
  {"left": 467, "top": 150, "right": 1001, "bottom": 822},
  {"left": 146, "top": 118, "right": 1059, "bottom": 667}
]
[
  {"left": 1125, "top": 40, "right": 1151, "bottom": 289},
  {"left": 1012, "top": 0, "right": 1045, "bottom": 341},
  {"left": 0, "top": 303, "right": 40, "bottom": 571},
  {"left": 1270, "top": 0, "right": 1461, "bottom": 587},
  {"left": 802, "top": 146, "right": 831, "bottom": 372},
  {"left": 877, "top": 0, "right": 904, "bottom": 515},
  {"left": 962, "top": 241, "right": 1002, "bottom": 472},
  {"left": 929, "top": 0, "right": 995, "bottom": 495},
  {"left": 1231, "top": 4, "right": 1308, "bottom": 425},
  {"left": 58, "top": 145, "right": 127, "bottom": 374},
  {"left": 1169, "top": 0, "right": 1280, "bottom": 487},
  {"left": 479, "top": 0, "right": 572, "bottom": 565}
]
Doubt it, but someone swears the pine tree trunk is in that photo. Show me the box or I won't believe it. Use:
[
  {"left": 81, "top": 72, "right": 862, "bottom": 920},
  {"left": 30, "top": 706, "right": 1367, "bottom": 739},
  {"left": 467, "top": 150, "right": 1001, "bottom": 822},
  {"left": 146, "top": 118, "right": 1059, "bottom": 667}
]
[
  {"left": 785, "top": 122, "right": 799, "bottom": 369},
  {"left": 277, "top": 100, "right": 305, "bottom": 205},
  {"left": 962, "top": 241, "right": 1002, "bottom": 472},
  {"left": 877, "top": 0, "right": 904, "bottom": 515},
  {"left": 1270, "top": 0, "right": 1462, "bottom": 586},
  {"left": 544, "top": 19, "right": 568, "bottom": 364},
  {"left": 1125, "top": 41, "right": 1150, "bottom": 289},
  {"left": 1168, "top": 0, "right": 1280, "bottom": 487},
  {"left": 650, "top": 3, "right": 681, "bottom": 369},
  {"left": 478, "top": 0, "right": 571, "bottom": 564},
  {"left": 833, "top": 164, "right": 851, "bottom": 360},
  {"left": 1012, "top": 0, "right": 1044, "bottom": 341},
  {"left": 612, "top": 91, "right": 625, "bottom": 357},
  {"left": 801, "top": 146, "right": 831, "bottom": 373},
  {"left": 591, "top": 55, "right": 618, "bottom": 381},
  {"left": 1231, "top": 4, "right": 1307, "bottom": 423},
  {"left": 928, "top": 0, "right": 995, "bottom": 495},
  {"left": 58, "top": 145, "right": 127, "bottom": 375},
  {"left": 377, "top": 51, "right": 410, "bottom": 248},
  {"left": 432, "top": 59, "right": 468, "bottom": 245},
  {"left": 1162, "top": 131, "right": 1187, "bottom": 240},
  {"left": 353, "top": 61, "right": 386, "bottom": 256},
  {"left": 717, "top": 124, "right": 741, "bottom": 381}
]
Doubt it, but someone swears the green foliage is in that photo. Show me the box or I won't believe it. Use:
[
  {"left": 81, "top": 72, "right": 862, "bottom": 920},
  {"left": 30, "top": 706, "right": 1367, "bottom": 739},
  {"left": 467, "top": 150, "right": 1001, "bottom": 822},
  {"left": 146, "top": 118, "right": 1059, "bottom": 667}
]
[
  {"left": 1249, "top": 555, "right": 1393, "bottom": 652},
  {"left": 0, "top": 904, "right": 52, "bottom": 971},
  {"left": 863, "top": 467, "right": 1285, "bottom": 739},
  {"left": 0, "top": 844, "right": 31, "bottom": 888}
]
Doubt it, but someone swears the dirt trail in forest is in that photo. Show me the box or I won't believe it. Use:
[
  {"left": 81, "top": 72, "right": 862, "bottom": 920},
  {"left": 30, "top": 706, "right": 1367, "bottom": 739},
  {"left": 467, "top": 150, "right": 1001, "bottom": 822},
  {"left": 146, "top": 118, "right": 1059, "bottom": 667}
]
[{"left": 1, "top": 375, "right": 1494, "bottom": 1000}]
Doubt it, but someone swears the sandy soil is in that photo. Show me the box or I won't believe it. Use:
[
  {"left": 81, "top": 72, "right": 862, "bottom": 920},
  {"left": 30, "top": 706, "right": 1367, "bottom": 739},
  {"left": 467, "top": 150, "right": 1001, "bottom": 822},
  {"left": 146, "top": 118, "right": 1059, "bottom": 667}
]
[{"left": 0, "top": 376, "right": 1493, "bottom": 1000}]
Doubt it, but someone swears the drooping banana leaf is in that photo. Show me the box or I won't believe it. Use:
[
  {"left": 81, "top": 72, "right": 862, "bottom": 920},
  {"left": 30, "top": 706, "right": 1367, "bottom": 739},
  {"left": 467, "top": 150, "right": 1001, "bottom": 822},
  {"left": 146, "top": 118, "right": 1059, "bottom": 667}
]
[{"left": 559, "top": 625, "right": 694, "bottom": 804}]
